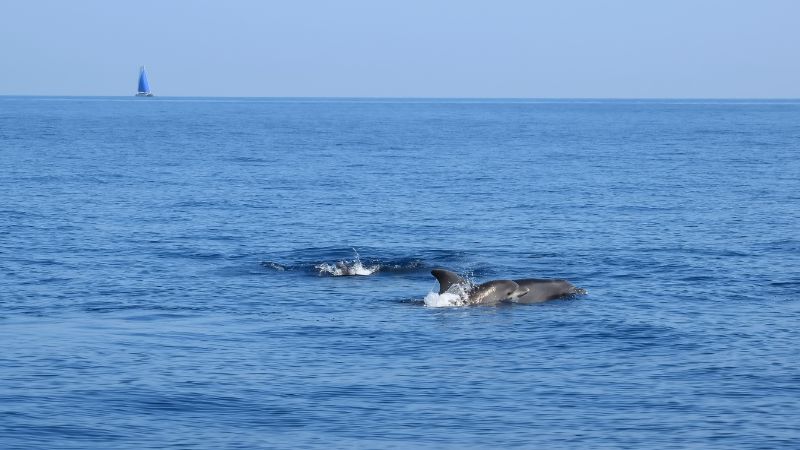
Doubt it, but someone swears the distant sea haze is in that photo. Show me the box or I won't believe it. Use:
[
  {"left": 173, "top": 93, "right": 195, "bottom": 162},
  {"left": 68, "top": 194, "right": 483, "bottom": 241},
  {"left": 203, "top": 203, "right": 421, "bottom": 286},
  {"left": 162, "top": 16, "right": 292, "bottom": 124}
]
[{"left": 1, "top": 97, "right": 798, "bottom": 449}]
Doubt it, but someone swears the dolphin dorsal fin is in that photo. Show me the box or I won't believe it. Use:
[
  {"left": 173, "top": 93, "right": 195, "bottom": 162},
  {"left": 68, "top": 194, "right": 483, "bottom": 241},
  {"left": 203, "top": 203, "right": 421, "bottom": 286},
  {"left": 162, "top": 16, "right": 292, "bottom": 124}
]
[{"left": 431, "top": 269, "right": 468, "bottom": 294}]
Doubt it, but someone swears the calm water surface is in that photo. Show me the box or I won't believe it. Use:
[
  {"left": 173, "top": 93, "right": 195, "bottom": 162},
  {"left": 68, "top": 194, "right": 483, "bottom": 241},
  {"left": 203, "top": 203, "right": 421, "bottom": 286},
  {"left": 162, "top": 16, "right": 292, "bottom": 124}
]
[{"left": 1, "top": 97, "right": 799, "bottom": 449}]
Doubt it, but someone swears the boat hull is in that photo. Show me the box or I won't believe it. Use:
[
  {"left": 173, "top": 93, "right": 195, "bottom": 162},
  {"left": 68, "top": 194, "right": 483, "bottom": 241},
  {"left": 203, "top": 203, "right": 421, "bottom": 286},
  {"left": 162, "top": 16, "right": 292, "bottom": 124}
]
[{"left": 135, "top": 93, "right": 154, "bottom": 97}]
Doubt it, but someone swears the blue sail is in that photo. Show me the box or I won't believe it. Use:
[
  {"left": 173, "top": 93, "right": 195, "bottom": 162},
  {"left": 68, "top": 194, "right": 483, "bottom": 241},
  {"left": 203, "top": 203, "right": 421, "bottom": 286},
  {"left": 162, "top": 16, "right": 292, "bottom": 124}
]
[{"left": 138, "top": 66, "right": 151, "bottom": 94}]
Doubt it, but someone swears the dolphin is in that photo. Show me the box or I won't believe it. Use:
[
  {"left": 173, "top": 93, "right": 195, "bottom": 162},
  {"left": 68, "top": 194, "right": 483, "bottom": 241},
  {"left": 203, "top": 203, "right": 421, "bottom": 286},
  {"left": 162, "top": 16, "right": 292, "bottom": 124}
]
[
  {"left": 512, "top": 278, "right": 585, "bottom": 304},
  {"left": 431, "top": 268, "right": 584, "bottom": 306},
  {"left": 431, "top": 269, "right": 529, "bottom": 306}
]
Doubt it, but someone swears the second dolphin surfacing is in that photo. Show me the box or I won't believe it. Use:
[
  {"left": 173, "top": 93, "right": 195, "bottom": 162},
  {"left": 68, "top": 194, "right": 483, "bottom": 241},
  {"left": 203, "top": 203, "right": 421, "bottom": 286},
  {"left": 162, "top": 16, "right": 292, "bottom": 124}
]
[
  {"left": 431, "top": 269, "right": 583, "bottom": 306},
  {"left": 430, "top": 269, "right": 527, "bottom": 306}
]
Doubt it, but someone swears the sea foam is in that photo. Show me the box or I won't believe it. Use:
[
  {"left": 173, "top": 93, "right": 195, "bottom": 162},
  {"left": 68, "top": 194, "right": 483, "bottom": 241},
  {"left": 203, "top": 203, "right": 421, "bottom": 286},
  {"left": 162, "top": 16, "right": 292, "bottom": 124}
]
[
  {"left": 423, "top": 291, "right": 468, "bottom": 307},
  {"left": 315, "top": 260, "right": 380, "bottom": 276}
]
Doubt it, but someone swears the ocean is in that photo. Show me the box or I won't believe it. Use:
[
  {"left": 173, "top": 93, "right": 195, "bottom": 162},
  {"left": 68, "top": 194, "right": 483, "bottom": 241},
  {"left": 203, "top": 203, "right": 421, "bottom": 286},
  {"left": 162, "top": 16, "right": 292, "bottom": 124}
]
[{"left": 1, "top": 96, "right": 799, "bottom": 449}]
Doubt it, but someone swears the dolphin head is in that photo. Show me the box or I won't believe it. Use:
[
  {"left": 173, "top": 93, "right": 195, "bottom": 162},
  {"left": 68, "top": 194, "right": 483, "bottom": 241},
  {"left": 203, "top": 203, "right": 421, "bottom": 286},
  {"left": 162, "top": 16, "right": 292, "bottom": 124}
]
[{"left": 469, "top": 280, "right": 529, "bottom": 305}]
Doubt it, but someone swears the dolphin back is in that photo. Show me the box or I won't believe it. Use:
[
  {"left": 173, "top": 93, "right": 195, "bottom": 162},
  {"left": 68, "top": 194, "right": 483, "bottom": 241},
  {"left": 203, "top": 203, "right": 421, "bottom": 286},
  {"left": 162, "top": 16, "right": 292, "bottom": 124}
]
[{"left": 431, "top": 269, "right": 468, "bottom": 294}]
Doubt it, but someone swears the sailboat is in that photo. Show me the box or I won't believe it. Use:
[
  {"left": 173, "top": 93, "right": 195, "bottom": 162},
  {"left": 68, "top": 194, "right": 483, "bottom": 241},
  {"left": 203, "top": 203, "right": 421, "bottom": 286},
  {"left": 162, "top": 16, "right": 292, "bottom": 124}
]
[{"left": 135, "top": 66, "right": 154, "bottom": 97}]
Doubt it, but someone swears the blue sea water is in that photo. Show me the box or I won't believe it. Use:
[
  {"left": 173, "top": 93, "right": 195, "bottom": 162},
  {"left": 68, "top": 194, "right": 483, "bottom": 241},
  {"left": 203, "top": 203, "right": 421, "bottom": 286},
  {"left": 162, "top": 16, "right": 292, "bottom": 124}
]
[{"left": 1, "top": 96, "right": 799, "bottom": 449}]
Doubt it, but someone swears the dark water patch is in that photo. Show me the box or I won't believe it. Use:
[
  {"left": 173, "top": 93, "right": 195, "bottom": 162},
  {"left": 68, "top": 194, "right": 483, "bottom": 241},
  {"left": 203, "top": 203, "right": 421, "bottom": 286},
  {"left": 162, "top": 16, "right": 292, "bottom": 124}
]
[
  {"left": 259, "top": 247, "right": 473, "bottom": 278},
  {"left": 679, "top": 275, "right": 718, "bottom": 282},
  {"left": 760, "top": 239, "right": 800, "bottom": 253},
  {"left": 171, "top": 199, "right": 226, "bottom": 208},
  {"left": 770, "top": 281, "right": 800, "bottom": 287},
  {"left": 0, "top": 423, "right": 125, "bottom": 443},
  {"left": 639, "top": 246, "right": 753, "bottom": 258},
  {"left": 154, "top": 249, "right": 228, "bottom": 260},
  {"left": 224, "top": 156, "right": 274, "bottom": 164},
  {"left": 520, "top": 251, "right": 563, "bottom": 259},
  {"left": 120, "top": 312, "right": 200, "bottom": 321},
  {"left": 0, "top": 209, "right": 50, "bottom": 220},
  {"left": 214, "top": 263, "right": 272, "bottom": 277},
  {"left": 23, "top": 276, "right": 74, "bottom": 284}
]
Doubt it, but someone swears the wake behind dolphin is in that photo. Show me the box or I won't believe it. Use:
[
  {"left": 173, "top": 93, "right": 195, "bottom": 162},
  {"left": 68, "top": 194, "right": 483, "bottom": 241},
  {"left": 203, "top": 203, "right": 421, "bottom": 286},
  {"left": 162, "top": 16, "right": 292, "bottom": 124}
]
[
  {"left": 426, "top": 268, "right": 585, "bottom": 307},
  {"left": 315, "top": 260, "right": 379, "bottom": 276},
  {"left": 314, "top": 248, "right": 380, "bottom": 276},
  {"left": 260, "top": 247, "right": 463, "bottom": 278}
]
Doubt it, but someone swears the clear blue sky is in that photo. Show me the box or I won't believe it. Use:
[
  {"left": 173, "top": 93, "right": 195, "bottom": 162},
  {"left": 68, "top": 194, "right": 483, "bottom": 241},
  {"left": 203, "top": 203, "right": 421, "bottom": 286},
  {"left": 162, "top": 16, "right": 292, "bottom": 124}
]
[{"left": 2, "top": 0, "right": 798, "bottom": 97}]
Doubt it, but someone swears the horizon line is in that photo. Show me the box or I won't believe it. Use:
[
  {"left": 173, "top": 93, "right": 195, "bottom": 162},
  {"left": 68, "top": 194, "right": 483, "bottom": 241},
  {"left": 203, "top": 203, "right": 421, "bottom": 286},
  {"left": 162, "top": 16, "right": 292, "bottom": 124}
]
[{"left": 2, "top": 94, "right": 800, "bottom": 101}]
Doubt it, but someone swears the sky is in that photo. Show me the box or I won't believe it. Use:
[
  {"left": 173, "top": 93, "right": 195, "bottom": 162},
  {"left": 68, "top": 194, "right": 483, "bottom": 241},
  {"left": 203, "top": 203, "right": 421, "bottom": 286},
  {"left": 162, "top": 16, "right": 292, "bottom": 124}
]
[{"left": 1, "top": 0, "right": 798, "bottom": 98}]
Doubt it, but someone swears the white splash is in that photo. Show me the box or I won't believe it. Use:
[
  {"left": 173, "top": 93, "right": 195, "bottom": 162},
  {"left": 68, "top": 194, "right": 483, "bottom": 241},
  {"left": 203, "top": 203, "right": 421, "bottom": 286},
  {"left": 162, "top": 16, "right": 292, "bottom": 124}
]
[
  {"left": 315, "top": 248, "right": 380, "bottom": 276},
  {"left": 315, "top": 260, "right": 379, "bottom": 276},
  {"left": 423, "top": 291, "right": 468, "bottom": 307}
]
